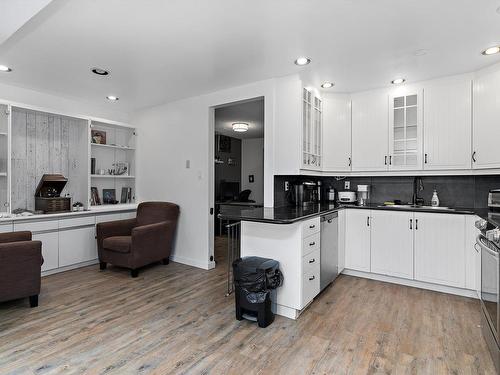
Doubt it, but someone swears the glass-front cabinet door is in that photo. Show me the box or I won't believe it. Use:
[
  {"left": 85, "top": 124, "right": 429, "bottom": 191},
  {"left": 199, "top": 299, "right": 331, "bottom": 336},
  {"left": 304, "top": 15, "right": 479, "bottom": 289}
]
[
  {"left": 389, "top": 90, "right": 422, "bottom": 170},
  {"left": 302, "top": 88, "right": 322, "bottom": 170},
  {"left": 0, "top": 104, "right": 9, "bottom": 213}
]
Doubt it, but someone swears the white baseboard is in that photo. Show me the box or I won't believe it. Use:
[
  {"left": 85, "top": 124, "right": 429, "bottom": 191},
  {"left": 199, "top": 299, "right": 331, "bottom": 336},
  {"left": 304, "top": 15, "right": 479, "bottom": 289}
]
[
  {"left": 42, "top": 259, "right": 99, "bottom": 277},
  {"left": 342, "top": 269, "right": 478, "bottom": 299},
  {"left": 169, "top": 254, "right": 213, "bottom": 270}
]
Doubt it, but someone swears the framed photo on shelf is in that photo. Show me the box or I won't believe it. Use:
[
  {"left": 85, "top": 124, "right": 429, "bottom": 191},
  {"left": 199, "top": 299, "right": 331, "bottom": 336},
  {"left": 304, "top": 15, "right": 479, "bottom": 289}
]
[
  {"left": 120, "top": 187, "right": 132, "bottom": 204},
  {"left": 90, "top": 187, "right": 101, "bottom": 205},
  {"left": 103, "top": 189, "right": 117, "bottom": 204},
  {"left": 91, "top": 130, "right": 107, "bottom": 145}
]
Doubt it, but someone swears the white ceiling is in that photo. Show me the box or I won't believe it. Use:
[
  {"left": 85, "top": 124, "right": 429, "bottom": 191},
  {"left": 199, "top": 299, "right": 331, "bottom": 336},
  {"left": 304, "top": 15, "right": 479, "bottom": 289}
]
[
  {"left": 0, "top": 0, "right": 499, "bottom": 112},
  {"left": 0, "top": 0, "right": 52, "bottom": 45},
  {"left": 215, "top": 98, "right": 264, "bottom": 140}
]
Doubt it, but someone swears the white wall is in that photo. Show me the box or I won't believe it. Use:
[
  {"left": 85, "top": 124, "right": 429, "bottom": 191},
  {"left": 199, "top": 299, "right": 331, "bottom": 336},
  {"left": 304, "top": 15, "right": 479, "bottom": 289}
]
[
  {"left": 132, "top": 75, "right": 301, "bottom": 269},
  {"left": 0, "top": 81, "right": 130, "bottom": 123},
  {"left": 241, "top": 138, "right": 264, "bottom": 204}
]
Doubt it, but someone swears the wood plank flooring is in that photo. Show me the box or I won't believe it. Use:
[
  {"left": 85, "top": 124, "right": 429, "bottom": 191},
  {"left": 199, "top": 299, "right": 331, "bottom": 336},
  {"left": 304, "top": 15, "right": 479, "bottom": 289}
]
[{"left": 0, "top": 237, "right": 496, "bottom": 374}]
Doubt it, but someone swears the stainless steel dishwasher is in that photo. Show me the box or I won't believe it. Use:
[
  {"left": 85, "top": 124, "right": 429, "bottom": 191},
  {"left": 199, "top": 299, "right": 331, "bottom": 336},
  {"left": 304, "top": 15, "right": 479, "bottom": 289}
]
[{"left": 320, "top": 212, "right": 339, "bottom": 291}]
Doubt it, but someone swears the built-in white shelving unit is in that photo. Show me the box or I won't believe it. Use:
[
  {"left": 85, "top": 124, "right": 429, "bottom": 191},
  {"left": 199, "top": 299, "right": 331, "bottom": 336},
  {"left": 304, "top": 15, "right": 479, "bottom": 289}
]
[
  {"left": 0, "top": 101, "right": 136, "bottom": 213},
  {"left": 90, "top": 120, "right": 136, "bottom": 207}
]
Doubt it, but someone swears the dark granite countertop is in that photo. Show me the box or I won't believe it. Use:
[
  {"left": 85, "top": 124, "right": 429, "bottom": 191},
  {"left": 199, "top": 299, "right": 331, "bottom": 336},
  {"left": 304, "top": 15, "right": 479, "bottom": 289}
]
[{"left": 218, "top": 203, "right": 478, "bottom": 224}]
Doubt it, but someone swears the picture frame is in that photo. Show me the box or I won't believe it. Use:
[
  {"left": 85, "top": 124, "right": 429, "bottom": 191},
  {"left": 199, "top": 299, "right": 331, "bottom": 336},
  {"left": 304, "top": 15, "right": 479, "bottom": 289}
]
[
  {"left": 91, "top": 130, "right": 107, "bottom": 145},
  {"left": 90, "top": 187, "right": 101, "bottom": 205},
  {"left": 121, "top": 187, "right": 132, "bottom": 204},
  {"left": 103, "top": 189, "right": 116, "bottom": 204}
]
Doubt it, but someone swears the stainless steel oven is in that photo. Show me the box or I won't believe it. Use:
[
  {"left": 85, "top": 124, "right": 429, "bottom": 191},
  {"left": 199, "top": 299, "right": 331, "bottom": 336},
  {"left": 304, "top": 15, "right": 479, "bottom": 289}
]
[{"left": 475, "top": 218, "right": 500, "bottom": 372}]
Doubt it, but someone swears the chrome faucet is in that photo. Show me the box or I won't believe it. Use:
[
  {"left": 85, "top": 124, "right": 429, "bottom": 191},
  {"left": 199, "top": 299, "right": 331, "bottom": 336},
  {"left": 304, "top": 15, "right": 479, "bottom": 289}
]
[{"left": 412, "top": 177, "right": 424, "bottom": 206}]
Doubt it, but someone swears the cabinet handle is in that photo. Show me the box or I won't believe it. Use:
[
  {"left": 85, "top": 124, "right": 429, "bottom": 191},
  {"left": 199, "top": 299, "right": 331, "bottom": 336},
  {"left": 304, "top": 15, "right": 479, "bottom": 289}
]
[
  {"left": 309, "top": 276, "right": 315, "bottom": 281},
  {"left": 348, "top": 157, "right": 351, "bottom": 167},
  {"left": 367, "top": 216, "right": 370, "bottom": 227},
  {"left": 472, "top": 151, "right": 477, "bottom": 163},
  {"left": 409, "top": 219, "right": 413, "bottom": 230},
  {"left": 384, "top": 155, "right": 387, "bottom": 165},
  {"left": 309, "top": 241, "right": 316, "bottom": 246},
  {"left": 424, "top": 153, "right": 428, "bottom": 164},
  {"left": 389, "top": 155, "right": 392, "bottom": 165},
  {"left": 309, "top": 225, "right": 315, "bottom": 229},
  {"left": 415, "top": 219, "right": 418, "bottom": 230},
  {"left": 309, "top": 258, "right": 315, "bottom": 263}
]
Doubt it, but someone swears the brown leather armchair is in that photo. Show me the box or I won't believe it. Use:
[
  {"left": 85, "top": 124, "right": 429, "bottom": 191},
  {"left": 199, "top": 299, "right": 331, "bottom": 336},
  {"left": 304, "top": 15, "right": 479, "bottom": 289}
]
[
  {"left": 0, "top": 231, "right": 43, "bottom": 307},
  {"left": 96, "top": 202, "right": 180, "bottom": 277}
]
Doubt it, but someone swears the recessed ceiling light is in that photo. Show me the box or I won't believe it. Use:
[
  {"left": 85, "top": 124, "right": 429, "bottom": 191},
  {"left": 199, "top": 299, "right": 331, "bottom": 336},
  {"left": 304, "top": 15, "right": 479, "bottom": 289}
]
[
  {"left": 106, "top": 95, "right": 119, "bottom": 101},
  {"left": 232, "top": 123, "right": 249, "bottom": 132},
  {"left": 92, "top": 67, "right": 109, "bottom": 76},
  {"left": 482, "top": 46, "right": 500, "bottom": 56},
  {"left": 391, "top": 78, "right": 406, "bottom": 85},
  {"left": 294, "top": 57, "right": 311, "bottom": 66},
  {"left": 321, "top": 82, "right": 335, "bottom": 89},
  {"left": 0, "top": 65, "right": 12, "bottom": 72}
]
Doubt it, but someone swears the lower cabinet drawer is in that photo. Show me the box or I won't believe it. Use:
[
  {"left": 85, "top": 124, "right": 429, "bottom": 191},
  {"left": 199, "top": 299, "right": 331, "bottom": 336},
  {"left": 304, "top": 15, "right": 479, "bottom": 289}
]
[
  {"left": 96, "top": 213, "right": 122, "bottom": 224},
  {"left": 302, "top": 232, "right": 320, "bottom": 256},
  {"left": 301, "top": 256, "right": 320, "bottom": 308}
]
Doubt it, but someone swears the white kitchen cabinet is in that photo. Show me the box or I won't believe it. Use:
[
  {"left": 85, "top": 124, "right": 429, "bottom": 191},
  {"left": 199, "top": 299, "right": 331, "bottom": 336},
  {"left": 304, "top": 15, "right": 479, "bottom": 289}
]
[
  {"left": 424, "top": 76, "right": 472, "bottom": 170},
  {"left": 388, "top": 89, "right": 423, "bottom": 170},
  {"left": 302, "top": 88, "right": 322, "bottom": 170},
  {"left": 465, "top": 215, "right": 480, "bottom": 292},
  {"left": 370, "top": 210, "right": 414, "bottom": 279},
  {"left": 338, "top": 209, "right": 346, "bottom": 274},
  {"left": 322, "top": 94, "right": 351, "bottom": 172},
  {"left": 59, "top": 226, "right": 97, "bottom": 267},
  {"left": 35, "top": 231, "right": 59, "bottom": 272},
  {"left": 473, "top": 67, "right": 500, "bottom": 169},
  {"left": 345, "top": 209, "right": 371, "bottom": 272},
  {"left": 414, "top": 212, "right": 466, "bottom": 288},
  {"left": 351, "top": 91, "right": 389, "bottom": 171}
]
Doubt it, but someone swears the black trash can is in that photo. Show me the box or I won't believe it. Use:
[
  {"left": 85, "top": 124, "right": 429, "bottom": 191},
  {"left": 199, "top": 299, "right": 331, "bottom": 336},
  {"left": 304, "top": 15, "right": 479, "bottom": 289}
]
[{"left": 232, "top": 256, "right": 283, "bottom": 328}]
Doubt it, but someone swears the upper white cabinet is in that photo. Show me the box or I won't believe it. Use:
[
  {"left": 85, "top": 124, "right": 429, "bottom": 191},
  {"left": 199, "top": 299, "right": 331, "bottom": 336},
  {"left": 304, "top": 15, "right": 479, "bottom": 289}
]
[
  {"left": 388, "top": 89, "right": 423, "bottom": 170},
  {"left": 424, "top": 76, "right": 472, "bottom": 170},
  {"left": 302, "top": 88, "right": 322, "bottom": 170},
  {"left": 351, "top": 91, "right": 389, "bottom": 171},
  {"left": 370, "top": 210, "right": 414, "bottom": 279},
  {"left": 322, "top": 94, "right": 351, "bottom": 172},
  {"left": 414, "top": 212, "right": 466, "bottom": 288},
  {"left": 345, "top": 209, "right": 371, "bottom": 272},
  {"left": 473, "top": 67, "right": 500, "bottom": 169}
]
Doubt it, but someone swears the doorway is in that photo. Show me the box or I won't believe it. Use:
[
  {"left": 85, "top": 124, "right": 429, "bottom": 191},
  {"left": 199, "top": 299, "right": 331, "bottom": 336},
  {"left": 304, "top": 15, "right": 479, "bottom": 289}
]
[{"left": 211, "top": 97, "right": 264, "bottom": 264}]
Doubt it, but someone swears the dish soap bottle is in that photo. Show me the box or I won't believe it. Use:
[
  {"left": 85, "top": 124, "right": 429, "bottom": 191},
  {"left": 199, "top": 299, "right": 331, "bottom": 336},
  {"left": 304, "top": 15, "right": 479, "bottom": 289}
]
[{"left": 431, "top": 190, "right": 440, "bottom": 207}]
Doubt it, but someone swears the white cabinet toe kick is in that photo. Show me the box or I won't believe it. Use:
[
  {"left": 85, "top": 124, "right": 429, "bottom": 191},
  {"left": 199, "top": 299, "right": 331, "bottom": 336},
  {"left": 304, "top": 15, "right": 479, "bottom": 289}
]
[{"left": 240, "top": 209, "right": 480, "bottom": 320}]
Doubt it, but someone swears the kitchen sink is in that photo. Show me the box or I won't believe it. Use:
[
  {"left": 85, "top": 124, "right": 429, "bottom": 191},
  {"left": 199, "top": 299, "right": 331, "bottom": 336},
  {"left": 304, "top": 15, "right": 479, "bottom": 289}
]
[{"left": 377, "top": 204, "right": 454, "bottom": 211}]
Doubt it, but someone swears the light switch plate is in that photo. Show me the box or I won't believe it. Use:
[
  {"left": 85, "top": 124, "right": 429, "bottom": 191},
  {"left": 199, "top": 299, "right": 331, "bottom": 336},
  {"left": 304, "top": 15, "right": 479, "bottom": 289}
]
[
  {"left": 344, "top": 181, "right": 350, "bottom": 190},
  {"left": 185, "top": 160, "right": 190, "bottom": 169}
]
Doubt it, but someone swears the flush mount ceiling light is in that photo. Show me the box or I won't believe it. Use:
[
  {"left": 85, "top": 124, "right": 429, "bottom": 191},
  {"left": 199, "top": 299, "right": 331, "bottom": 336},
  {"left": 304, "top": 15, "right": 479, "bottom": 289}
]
[
  {"left": 391, "top": 78, "right": 406, "bottom": 85},
  {"left": 92, "top": 67, "right": 109, "bottom": 76},
  {"left": 482, "top": 46, "right": 500, "bottom": 56},
  {"left": 106, "top": 95, "right": 119, "bottom": 101},
  {"left": 294, "top": 57, "right": 311, "bottom": 66},
  {"left": 0, "top": 65, "right": 12, "bottom": 72},
  {"left": 321, "top": 82, "right": 335, "bottom": 89},
  {"left": 232, "top": 123, "right": 249, "bottom": 132}
]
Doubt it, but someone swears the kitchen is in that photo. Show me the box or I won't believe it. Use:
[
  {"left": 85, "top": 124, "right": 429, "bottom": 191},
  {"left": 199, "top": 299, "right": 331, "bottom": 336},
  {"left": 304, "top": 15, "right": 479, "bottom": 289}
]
[{"left": 220, "top": 67, "right": 500, "bottom": 372}]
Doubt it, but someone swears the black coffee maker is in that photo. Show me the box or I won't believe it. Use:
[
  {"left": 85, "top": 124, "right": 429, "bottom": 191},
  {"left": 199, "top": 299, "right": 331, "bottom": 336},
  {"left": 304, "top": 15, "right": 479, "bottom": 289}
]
[{"left": 290, "top": 181, "right": 317, "bottom": 207}]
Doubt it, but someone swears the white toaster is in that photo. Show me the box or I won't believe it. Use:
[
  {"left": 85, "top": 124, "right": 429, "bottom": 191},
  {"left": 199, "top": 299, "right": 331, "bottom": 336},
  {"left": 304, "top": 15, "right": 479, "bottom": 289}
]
[{"left": 338, "top": 191, "right": 357, "bottom": 203}]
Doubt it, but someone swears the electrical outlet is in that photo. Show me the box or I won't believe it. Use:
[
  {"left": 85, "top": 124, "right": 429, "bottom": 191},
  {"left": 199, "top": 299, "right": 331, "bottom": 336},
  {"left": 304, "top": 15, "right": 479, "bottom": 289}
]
[
  {"left": 284, "top": 181, "right": 289, "bottom": 191},
  {"left": 344, "top": 181, "right": 350, "bottom": 190}
]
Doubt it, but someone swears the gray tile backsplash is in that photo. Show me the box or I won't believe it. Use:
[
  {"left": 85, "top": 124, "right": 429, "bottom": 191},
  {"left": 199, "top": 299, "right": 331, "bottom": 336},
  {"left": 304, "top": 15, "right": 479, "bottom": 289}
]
[{"left": 274, "top": 174, "right": 500, "bottom": 208}]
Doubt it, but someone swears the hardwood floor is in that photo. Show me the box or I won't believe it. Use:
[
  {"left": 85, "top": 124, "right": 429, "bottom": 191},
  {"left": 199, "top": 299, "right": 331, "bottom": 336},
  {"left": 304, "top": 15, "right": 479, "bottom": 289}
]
[{"left": 0, "top": 237, "right": 496, "bottom": 374}]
